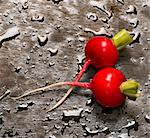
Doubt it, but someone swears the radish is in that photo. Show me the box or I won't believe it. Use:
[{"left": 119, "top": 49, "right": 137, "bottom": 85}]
[{"left": 12, "top": 68, "right": 140, "bottom": 111}]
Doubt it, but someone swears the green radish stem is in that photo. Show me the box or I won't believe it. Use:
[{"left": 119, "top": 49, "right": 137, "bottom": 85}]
[
  {"left": 120, "top": 79, "right": 141, "bottom": 98},
  {"left": 112, "top": 29, "right": 134, "bottom": 50}
]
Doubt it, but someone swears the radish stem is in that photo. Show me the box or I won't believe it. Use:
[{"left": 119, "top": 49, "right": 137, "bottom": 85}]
[
  {"left": 120, "top": 79, "right": 141, "bottom": 98},
  {"left": 47, "top": 59, "right": 92, "bottom": 112},
  {"left": 112, "top": 29, "right": 133, "bottom": 50}
]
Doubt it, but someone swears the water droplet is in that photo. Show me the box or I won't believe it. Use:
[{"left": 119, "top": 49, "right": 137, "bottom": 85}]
[
  {"left": 66, "top": 36, "right": 74, "bottom": 43},
  {"left": 144, "top": 82, "right": 148, "bottom": 87},
  {"left": 84, "top": 27, "right": 112, "bottom": 37},
  {"left": 17, "top": 103, "right": 28, "bottom": 111},
  {"left": 78, "top": 36, "right": 86, "bottom": 43},
  {"left": 49, "top": 62, "right": 55, "bottom": 67},
  {"left": 147, "top": 38, "right": 150, "bottom": 41},
  {"left": 9, "top": 20, "right": 13, "bottom": 24},
  {"left": 30, "top": 49, "right": 34, "bottom": 53},
  {"left": 64, "top": 55, "right": 68, "bottom": 60},
  {"left": 45, "top": 29, "right": 51, "bottom": 34},
  {"left": 0, "top": 26, "right": 20, "bottom": 44},
  {"left": 122, "top": 120, "right": 139, "bottom": 131},
  {"left": 39, "top": 52, "right": 43, "bottom": 57},
  {"left": 86, "top": 99, "right": 92, "bottom": 106},
  {"left": 120, "top": 15, "right": 139, "bottom": 28},
  {"left": 143, "top": 47, "right": 148, "bottom": 51},
  {"left": 86, "top": 97, "right": 95, "bottom": 106},
  {"left": 126, "top": 5, "right": 137, "bottom": 14},
  {"left": 32, "top": 32, "right": 36, "bottom": 37},
  {"left": 10, "top": 16, "right": 13, "bottom": 20},
  {"left": 62, "top": 108, "right": 83, "bottom": 122},
  {"left": 129, "top": 18, "right": 139, "bottom": 28},
  {"left": 51, "top": 0, "right": 63, "bottom": 4},
  {"left": 22, "top": 1, "right": 28, "bottom": 10},
  {"left": 101, "top": 18, "right": 108, "bottom": 23},
  {"left": 143, "top": 27, "right": 148, "bottom": 31},
  {"left": 31, "top": 13, "right": 44, "bottom": 22},
  {"left": 132, "top": 31, "right": 140, "bottom": 42},
  {"left": 139, "top": 57, "right": 145, "bottom": 63},
  {"left": 144, "top": 114, "right": 150, "bottom": 123},
  {"left": 86, "top": 12, "right": 98, "bottom": 22},
  {"left": 14, "top": 66, "right": 22, "bottom": 73},
  {"left": 77, "top": 54, "right": 85, "bottom": 65},
  {"left": 27, "top": 56, "right": 31, "bottom": 61},
  {"left": 37, "top": 34, "right": 48, "bottom": 46},
  {"left": 47, "top": 48, "right": 58, "bottom": 56},
  {"left": 32, "top": 65, "right": 35, "bottom": 68},
  {"left": 54, "top": 124, "right": 61, "bottom": 130},
  {"left": 83, "top": 125, "right": 99, "bottom": 135}
]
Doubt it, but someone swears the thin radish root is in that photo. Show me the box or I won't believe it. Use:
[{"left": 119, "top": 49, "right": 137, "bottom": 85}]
[
  {"left": 12, "top": 59, "right": 91, "bottom": 113},
  {"left": 11, "top": 82, "right": 91, "bottom": 100},
  {"left": 47, "top": 59, "right": 92, "bottom": 112},
  {"left": 47, "top": 87, "right": 74, "bottom": 112},
  {"left": 11, "top": 82, "right": 67, "bottom": 100}
]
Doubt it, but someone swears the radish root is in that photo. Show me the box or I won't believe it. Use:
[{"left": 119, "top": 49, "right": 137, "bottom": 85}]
[
  {"left": 47, "top": 87, "right": 74, "bottom": 112},
  {"left": 47, "top": 59, "right": 92, "bottom": 112},
  {"left": 12, "top": 59, "right": 92, "bottom": 113},
  {"left": 12, "top": 81, "right": 91, "bottom": 101},
  {"left": 12, "top": 82, "right": 66, "bottom": 100}
]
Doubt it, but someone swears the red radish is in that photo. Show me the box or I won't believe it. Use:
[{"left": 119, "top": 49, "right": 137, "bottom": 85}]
[
  {"left": 12, "top": 68, "right": 140, "bottom": 111},
  {"left": 85, "top": 37, "right": 119, "bottom": 69}
]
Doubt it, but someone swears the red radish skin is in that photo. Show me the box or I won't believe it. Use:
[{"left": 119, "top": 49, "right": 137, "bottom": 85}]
[
  {"left": 85, "top": 37, "right": 119, "bottom": 69},
  {"left": 12, "top": 68, "right": 140, "bottom": 110},
  {"left": 91, "top": 67, "right": 126, "bottom": 108}
]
